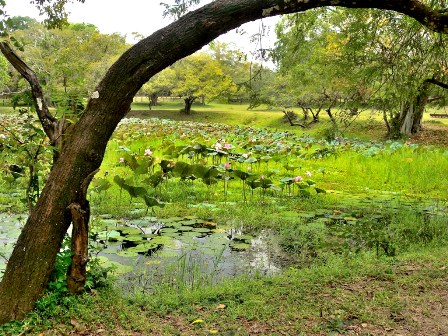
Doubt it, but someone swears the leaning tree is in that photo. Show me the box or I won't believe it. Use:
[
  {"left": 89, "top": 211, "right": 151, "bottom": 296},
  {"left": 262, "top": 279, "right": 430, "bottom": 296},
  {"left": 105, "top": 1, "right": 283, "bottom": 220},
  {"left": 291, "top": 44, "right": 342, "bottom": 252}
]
[{"left": 0, "top": 0, "right": 447, "bottom": 324}]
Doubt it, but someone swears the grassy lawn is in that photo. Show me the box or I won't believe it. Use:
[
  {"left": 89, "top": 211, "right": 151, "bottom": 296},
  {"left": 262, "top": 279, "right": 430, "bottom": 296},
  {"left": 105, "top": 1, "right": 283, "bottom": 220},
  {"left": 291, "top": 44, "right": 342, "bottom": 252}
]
[{"left": 0, "top": 99, "right": 447, "bottom": 335}]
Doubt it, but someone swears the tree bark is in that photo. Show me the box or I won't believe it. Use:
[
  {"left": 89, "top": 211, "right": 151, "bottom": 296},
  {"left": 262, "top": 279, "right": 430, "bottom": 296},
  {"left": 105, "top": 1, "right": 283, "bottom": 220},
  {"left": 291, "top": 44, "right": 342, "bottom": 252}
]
[
  {"left": 183, "top": 96, "right": 196, "bottom": 114},
  {"left": 390, "top": 77, "right": 447, "bottom": 137},
  {"left": 148, "top": 93, "right": 159, "bottom": 109},
  {"left": 66, "top": 203, "right": 89, "bottom": 294},
  {"left": 0, "top": 0, "right": 447, "bottom": 324}
]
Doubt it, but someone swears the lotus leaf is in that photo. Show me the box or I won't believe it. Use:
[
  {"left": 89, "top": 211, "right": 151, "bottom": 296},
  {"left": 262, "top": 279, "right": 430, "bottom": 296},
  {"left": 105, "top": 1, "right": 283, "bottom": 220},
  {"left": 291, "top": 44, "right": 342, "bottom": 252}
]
[
  {"left": 96, "top": 256, "right": 132, "bottom": 274},
  {"left": 192, "top": 228, "right": 211, "bottom": 233},
  {"left": 123, "top": 235, "right": 144, "bottom": 242},
  {"left": 232, "top": 235, "right": 252, "bottom": 243},
  {"left": 229, "top": 242, "right": 251, "bottom": 251},
  {"left": 120, "top": 227, "right": 142, "bottom": 235}
]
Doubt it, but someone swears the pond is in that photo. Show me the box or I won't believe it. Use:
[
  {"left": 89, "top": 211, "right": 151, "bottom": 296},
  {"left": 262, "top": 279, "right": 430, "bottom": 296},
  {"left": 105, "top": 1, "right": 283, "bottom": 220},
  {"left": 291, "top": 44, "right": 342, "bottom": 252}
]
[
  {"left": 1, "top": 190, "right": 446, "bottom": 286},
  {"left": 0, "top": 213, "right": 287, "bottom": 283}
]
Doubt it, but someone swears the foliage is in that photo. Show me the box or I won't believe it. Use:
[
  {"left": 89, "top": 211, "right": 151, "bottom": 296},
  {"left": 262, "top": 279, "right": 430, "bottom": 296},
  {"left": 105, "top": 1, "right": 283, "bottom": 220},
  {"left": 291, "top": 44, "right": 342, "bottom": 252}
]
[
  {"left": 140, "top": 68, "right": 176, "bottom": 108},
  {"left": 275, "top": 7, "right": 448, "bottom": 136},
  {"left": 0, "top": 102, "right": 447, "bottom": 333},
  {"left": 9, "top": 20, "right": 128, "bottom": 118},
  {"left": 0, "top": 110, "right": 51, "bottom": 210},
  {"left": 171, "top": 53, "right": 237, "bottom": 113},
  {"left": 161, "top": 0, "right": 201, "bottom": 19},
  {"left": 35, "top": 235, "right": 112, "bottom": 318}
]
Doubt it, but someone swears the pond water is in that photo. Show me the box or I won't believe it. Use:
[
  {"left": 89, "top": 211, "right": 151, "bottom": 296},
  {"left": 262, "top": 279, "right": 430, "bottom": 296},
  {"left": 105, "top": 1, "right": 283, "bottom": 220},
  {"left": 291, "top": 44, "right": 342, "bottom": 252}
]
[
  {"left": 89, "top": 215, "right": 286, "bottom": 281},
  {"left": 1, "top": 190, "right": 446, "bottom": 284},
  {"left": 0, "top": 213, "right": 287, "bottom": 282}
]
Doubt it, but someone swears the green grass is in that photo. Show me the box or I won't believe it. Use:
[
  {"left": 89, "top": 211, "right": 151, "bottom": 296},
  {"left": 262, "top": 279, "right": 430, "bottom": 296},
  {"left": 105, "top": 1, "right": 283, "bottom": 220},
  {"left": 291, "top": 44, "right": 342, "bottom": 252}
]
[
  {"left": 2, "top": 245, "right": 447, "bottom": 335},
  {"left": 130, "top": 97, "right": 448, "bottom": 138}
]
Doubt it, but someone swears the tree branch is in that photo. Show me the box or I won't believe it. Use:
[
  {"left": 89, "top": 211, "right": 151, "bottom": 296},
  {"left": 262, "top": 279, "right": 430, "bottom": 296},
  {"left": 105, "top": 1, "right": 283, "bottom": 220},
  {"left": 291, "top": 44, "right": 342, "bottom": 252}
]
[
  {"left": 273, "top": 0, "right": 448, "bottom": 34},
  {"left": 0, "top": 41, "right": 60, "bottom": 143},
  {"left": 427, "top": 77, "right": 448, "bottom": 89}
]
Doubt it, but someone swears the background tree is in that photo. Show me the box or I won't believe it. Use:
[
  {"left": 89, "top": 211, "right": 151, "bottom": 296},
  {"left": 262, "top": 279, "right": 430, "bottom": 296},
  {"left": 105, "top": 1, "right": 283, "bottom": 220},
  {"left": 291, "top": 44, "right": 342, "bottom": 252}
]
[
  {"left": 140, "top": 67, "right": 176, "bottom": 108},
  {"left": 0, "top": 0, "right": 447, "bottom": 324},
  {"left": 0, "top": 54, "right": 10, "bottom": 91},
  {"left": 275, "top": 7, "right": 448, "bottom": 137},
  {"left": 10, "top": 20, "right": 128, "bottom": 117},
  {"left": 207, "top": 41, "right": 253, "bottom": 103},
  {"left": 172, "top": 52, "right": 236, "bottom": 114}
]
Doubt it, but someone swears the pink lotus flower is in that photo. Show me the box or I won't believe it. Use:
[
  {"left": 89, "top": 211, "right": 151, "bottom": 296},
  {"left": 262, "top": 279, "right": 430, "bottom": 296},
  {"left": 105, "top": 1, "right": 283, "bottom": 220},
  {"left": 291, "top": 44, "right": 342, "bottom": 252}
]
[
  {"left": 215, "top": 142, "right": 223, "bottom": 151},
  {"left": 224, "top": 162, "right": 231, "bottom": 170},
  {"left": 119, "top": 157, "right": 125, "bottom": 163},
  {"left": 305, "top": 171, "right": 312, "bottom": 177},
  {"left": 144, "top": 149, "right": 153, "bottom": 156},
  {"left": 224, "top": 143, "right": 232, "bottom": 150},
  {"left": 294, "top": 176, "right": 303, "bottom": 182}
]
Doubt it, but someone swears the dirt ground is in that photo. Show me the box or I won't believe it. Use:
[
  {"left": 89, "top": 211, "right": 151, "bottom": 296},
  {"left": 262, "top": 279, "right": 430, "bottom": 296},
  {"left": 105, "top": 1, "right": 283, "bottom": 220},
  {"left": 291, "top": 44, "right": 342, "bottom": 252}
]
[{"left": 410, "top": 123, "right": 448, "bottom": 147}]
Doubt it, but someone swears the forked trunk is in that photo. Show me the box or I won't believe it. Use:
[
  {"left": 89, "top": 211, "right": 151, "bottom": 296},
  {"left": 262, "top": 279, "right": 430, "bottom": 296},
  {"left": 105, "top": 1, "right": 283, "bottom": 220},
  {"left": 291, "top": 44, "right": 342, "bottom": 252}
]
[{"left": 389, "top": 81, "right": 430, "bottom": 137}]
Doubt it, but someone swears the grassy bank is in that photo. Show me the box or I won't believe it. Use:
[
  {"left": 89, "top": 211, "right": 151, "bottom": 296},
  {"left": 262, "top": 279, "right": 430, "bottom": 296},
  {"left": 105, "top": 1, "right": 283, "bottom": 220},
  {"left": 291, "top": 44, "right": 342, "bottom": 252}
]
[{"left": 2, "top": 245, "right": 447, "bottom": 335}]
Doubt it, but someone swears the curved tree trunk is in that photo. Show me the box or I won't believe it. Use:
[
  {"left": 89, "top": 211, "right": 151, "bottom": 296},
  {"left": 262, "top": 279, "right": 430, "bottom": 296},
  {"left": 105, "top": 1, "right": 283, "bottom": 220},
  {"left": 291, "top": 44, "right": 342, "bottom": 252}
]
[{"left": 0, "top": 0, "right": 447, "bottom": 324}]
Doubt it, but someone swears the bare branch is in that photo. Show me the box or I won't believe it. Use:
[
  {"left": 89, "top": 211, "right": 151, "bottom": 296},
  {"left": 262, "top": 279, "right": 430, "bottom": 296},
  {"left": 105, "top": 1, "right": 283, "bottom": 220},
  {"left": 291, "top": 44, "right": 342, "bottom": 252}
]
[
  {"left": 427, "top": 77, "right": 448, "bottom": 89},
  {"left": 0, "top": 42, "right": 58, "bottom": 138}
]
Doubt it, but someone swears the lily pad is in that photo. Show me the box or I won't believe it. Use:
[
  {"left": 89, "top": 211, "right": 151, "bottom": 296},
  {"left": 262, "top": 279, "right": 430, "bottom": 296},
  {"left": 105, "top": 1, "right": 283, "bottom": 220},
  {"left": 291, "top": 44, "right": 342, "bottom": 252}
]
[
  {"left": 192, "top": 228, "right": 211, "bottom": 234},
  {"left": 150, "top": 236, "right": 178, "bottom": 248},
  {"left": 160, "top": 228, "right": 178, "bottom": 234},
  {"left": 161, "top": 217, "right": 184, "bottom": 223},
  {"left": 182, "top": 231, "right": 206, "bottom": 238},
  {"left": 95, "top": 256, "right": 132, "bottom": 274},
  {"left": 202, "top": 221, "right": 218, "bottom": 229},
  {"left": 232, "top": 235, "right": 253, "bottom": 243},
  {"left": 97, "top": 230, "right": 122, "bottom": 242},
  {"left": 178, "top": 219, "right": 198, "bottom": 226},
  {"left": 116, "top": 250, "right": 139, "bottom": 257},
  {"left": 229, "top": 242, "right": 251, "bottom": 251},
  {"left": 127, "top": 242, "right": 161, "bottom": 254},
  {"left": 123, "top": 234, "right": 145, "bottom": 242},
  {"left": 120, "top": 227, "right": 142, "bottom": 235}
]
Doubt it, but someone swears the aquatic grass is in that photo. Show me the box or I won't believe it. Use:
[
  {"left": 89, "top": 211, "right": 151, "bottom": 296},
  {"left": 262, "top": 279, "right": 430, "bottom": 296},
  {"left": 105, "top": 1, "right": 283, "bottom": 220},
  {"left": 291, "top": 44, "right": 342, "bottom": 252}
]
[{"left": 319, "top": 144, "right": 448, "bottom": 198}]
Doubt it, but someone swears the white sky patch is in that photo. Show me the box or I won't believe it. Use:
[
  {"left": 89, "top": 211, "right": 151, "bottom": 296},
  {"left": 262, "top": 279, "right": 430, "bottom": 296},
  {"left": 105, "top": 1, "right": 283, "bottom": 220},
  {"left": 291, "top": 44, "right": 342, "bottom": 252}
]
[{"left": 7, "top": 0, "right": 279, "bottom": 49}]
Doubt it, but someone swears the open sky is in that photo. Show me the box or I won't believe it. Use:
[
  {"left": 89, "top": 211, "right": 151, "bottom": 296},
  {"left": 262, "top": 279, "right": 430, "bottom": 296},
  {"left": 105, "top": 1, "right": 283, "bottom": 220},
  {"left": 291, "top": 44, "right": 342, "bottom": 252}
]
[{"left": 6, "top": 0, "right": 279, "bottom": 56}]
